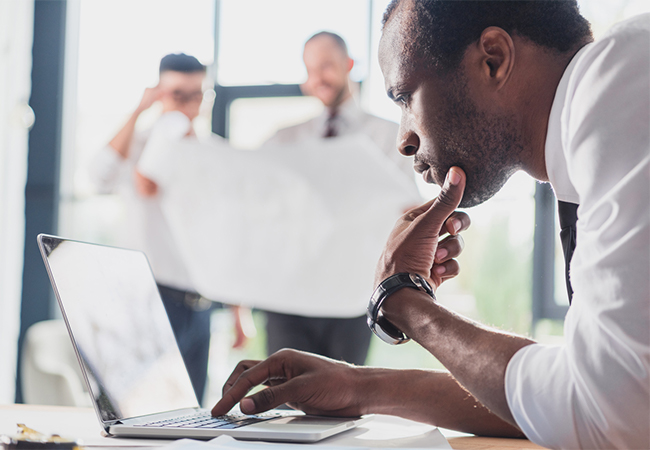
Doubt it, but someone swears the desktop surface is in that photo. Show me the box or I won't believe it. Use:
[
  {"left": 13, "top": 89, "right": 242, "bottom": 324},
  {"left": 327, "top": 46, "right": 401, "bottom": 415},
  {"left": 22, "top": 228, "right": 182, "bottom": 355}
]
[{"left": 0, "top": 403, "right": 545, "bottom": 449}]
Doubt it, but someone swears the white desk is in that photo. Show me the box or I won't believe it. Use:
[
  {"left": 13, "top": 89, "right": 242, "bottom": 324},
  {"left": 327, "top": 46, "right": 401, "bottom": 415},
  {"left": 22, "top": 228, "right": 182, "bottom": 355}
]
[{"left": 0, "top": 404, "right": 544, "bottom": 449}]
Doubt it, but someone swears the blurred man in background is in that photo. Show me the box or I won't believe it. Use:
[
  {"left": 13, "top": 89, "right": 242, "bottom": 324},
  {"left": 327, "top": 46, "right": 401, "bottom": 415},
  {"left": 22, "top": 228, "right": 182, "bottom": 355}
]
[
  {"left": 88, "top": 53, "right": 247, "bottom": 403},
  {"left": 263, "top": 32, "right": 420, "bottom": 365}
]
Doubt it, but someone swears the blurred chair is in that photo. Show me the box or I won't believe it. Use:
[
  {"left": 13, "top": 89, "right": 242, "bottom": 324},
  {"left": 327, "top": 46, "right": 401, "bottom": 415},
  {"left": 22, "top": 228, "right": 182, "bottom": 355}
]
[{"left": 21, "top": 319, "right": 90, "bottom": 407}]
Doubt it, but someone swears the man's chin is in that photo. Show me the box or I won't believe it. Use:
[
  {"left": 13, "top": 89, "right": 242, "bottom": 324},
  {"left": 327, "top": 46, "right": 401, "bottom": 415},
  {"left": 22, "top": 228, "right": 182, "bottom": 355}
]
[
  {"left": 458, "top": 194, "right": 490, "bottom": 209},
  {"left": 458, "top": 174, "right": 512, "bottom": 209},
  {"left": 315, "top": 90, "right": 339, "bottom": 107}
]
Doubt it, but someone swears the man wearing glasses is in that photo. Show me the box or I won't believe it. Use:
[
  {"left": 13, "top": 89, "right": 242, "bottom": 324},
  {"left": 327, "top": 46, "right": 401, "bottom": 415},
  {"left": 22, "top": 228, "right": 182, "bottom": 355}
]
[{"left": 89, "top": 53, "right": 246, "bottom": 404}]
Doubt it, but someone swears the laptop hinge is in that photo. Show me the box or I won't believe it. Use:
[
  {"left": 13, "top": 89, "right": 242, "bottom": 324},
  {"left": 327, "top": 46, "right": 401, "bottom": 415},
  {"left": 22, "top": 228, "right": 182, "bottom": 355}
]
[{"left": 104, "top": 419, "right": 122, "bottom": 429}]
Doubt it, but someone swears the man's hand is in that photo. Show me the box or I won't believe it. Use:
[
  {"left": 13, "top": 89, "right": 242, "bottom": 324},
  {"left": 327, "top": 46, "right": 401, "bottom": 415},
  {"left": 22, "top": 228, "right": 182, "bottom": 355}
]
[
  {"left": 376, "top": 166, "right": 470, "bottom": 291},
  {"left": 212, "top": 349, "right": 367, "bottom": 417},
  {"left": 136, "top": 86, "right": 162, "bottom": 115},
  {"left": 231, "top": 306, "right": 256, "bottom": 349},
  {"left": 134, "top": 170, "right": 159, "bottom": 197},
  {"left": 109, "top": 86, "right": 162, "bottom": 159},
  {"left": 212, "top": 348, "right": 524, "bottom": 437}
]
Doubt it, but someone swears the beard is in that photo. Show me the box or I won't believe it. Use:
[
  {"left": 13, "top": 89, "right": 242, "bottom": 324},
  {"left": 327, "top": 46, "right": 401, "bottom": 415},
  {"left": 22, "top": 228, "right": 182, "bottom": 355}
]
[{"left": 430, "top": 73, "right": 525, "bottom": 208}]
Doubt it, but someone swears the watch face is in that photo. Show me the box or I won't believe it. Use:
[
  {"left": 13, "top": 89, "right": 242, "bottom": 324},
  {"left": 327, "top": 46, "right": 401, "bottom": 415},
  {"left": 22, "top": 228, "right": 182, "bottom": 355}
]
[
  {"left": 373, "top": 315, "right": 410, "bottom": 345},
  {"left": 368, "top": 273, "right": 428, "bottom": 346},
  {"left": 373, "top": 323, "right": 405, "bottom": 345}
]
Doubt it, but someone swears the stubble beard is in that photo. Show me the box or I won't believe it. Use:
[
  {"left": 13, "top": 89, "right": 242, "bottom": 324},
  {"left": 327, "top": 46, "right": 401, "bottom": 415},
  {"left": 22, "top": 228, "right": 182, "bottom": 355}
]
[{"left": 435, "top": 75, "right": 525, "bottom": 209}]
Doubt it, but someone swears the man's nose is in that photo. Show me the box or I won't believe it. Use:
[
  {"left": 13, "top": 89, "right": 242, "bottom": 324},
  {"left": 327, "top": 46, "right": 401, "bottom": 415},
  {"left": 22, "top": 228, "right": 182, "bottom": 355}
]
[
  {"left": 397, "top": 125, "right": 420, "bottom": 157},
  {"left": 308, "top": 72, "right": 323, "bottom": 87}
]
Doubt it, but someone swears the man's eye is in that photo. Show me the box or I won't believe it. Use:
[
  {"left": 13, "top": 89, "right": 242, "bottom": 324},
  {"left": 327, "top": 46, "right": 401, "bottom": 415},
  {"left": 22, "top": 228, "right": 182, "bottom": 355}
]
[{"left": 396, "top": 94, "right": 410, "bottom": 106}]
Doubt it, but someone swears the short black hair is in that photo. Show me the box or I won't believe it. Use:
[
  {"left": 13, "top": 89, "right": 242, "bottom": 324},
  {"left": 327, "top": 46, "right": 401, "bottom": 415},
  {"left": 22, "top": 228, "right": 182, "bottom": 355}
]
[
  {"left": 383, "top": 0, "right": 592, "bottom": 73},
  {"left": 159, "top": 53, "right": 206, "bottom": 74},
  {"left": 305, "top": 31, "right": 349, "bottom": 56}
]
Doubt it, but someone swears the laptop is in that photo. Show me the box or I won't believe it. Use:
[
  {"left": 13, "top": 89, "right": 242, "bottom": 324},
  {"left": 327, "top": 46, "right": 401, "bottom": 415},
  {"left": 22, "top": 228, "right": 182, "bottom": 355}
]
[{"left": 37, "top": 234, "right": 369, "bottom": 442}]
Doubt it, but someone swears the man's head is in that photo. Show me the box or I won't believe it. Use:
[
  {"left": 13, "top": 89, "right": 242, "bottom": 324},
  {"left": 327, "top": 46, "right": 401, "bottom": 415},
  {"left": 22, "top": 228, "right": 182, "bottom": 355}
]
[
  {"left": 301, "top": 31, "right": 354, "bottom": 110},
  {"left": 158, "top": 53, "right": 207, "bottom": 120},
  {"left": 379, "top": 0, "right": 592, "bottom": 207}
]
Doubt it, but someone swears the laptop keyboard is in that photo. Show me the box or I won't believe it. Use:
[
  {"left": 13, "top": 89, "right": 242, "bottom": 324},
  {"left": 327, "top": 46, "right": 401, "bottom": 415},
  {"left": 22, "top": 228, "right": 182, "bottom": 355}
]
[{"left": 136, "top": 410, "right": 287, "bottom": 430}]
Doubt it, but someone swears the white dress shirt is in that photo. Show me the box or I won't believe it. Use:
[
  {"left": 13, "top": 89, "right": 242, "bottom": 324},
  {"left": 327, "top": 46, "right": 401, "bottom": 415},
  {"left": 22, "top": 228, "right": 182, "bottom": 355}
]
[
  {"left": 506, "top": 15, "right": 650, "bottom": 449},
  {"left": 265, "top": 97, "right": 414, "bottom": 179},
  {"left": 87, "top": 117, "right": 198, "bottom": 291}
]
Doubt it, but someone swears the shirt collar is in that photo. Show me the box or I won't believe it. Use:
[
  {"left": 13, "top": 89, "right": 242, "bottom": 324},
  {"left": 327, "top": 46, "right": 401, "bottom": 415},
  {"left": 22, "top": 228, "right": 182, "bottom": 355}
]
[
  {"left": 544, "top": 45, "right": 591, "bottom": 204},
  {"left": 336, "top": 96, "right": 361, "bottom": 124},
  {"left": 318, "top": 96, "right": 360, "bottom": 132}
]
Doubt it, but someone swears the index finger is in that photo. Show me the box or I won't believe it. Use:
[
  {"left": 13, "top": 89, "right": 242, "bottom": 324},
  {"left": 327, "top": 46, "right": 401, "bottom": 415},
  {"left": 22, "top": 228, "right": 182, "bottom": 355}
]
[
  {"left": 221, "top": 359, "right": 261, "bottom": 396},
  {"left": 212, "top": 358, "right": 284, "bottom": 416},
  {"left": 443, "top": 211, "right": 471, "bottom": 236}
]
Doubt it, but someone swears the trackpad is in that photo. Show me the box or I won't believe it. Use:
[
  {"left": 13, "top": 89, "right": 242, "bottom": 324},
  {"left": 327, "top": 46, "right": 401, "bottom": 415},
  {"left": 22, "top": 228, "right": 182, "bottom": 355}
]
[{"left": 256, "top": 416, "right": 358, "bottom": 430}]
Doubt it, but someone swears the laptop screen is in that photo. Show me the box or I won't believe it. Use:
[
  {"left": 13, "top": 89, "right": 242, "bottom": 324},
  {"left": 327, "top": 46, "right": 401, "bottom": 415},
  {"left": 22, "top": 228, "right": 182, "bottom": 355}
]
[{"left": 39, "top": 235, "right": 198, "bottom": 422}]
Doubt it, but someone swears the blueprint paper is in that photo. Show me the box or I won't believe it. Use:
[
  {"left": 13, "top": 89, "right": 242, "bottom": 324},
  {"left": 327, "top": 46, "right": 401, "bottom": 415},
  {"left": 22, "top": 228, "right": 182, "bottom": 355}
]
[{"left": 138, "top": 116, "right": 421, "bottom": 317}]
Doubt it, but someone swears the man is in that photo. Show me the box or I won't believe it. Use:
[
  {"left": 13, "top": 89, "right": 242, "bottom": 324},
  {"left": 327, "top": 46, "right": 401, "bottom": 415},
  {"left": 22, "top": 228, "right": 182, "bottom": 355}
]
[
  {"left": 262, "top": 31, "right": 419, "bottom": 365},
  {"left": 211, "top": 2, "right": 649, "bottom": 448},
  {"left": 89, "top": 53, "right": 247, "bottom": 403},
  {"left": 266, "top": 31, "right": 412, "bottom": 176}
]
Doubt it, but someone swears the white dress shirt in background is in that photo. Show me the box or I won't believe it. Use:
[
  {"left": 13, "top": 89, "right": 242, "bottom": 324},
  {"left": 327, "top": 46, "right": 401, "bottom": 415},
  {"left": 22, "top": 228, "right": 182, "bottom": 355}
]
[
  {"left": 506, "top": 14, "right": 650, "bottom": 449},
  {"left": 266, "top": 97, "right": 414, "bottom": 180}
]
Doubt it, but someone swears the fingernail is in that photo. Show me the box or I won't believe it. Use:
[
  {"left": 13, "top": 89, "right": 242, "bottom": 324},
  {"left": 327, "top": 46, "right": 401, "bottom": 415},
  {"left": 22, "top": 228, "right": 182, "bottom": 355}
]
[
  {"left": 434, "top": 265, "right": 446, "bottom": 275},
  {"left": 451, "top": 218, "right": 461, "bottom": 234},
  {"left": 435, "top": 248, "right": 448, "bottom": 261},
  {"left": 449, "top": 168, "right": 461, "bottom": 186},
  {"left": 240, "top": 398, "right": 254, "bottom": 413}
]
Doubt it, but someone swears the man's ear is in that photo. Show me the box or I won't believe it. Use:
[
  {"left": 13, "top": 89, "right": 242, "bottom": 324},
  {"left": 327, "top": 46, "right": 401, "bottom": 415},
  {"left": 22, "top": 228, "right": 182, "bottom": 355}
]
[
  {"left": 478, "top": 26, "right": 515, "bottom": 89},
  {"left": 346, "top": 57, "right": 354, "bottom": 73}
]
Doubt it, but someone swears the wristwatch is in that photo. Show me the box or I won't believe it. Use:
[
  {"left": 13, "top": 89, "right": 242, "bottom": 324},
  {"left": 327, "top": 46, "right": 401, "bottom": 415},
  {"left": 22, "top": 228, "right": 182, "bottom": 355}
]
[{"left": 366, "top": 273, "right": 435, "bottom": 345}]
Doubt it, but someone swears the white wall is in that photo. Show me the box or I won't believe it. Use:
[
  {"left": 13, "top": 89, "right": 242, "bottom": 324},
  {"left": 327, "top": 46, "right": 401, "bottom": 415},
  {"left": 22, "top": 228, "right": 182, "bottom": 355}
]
[{"left": 0, "top": 0, "right": 34, "bottom": 403}]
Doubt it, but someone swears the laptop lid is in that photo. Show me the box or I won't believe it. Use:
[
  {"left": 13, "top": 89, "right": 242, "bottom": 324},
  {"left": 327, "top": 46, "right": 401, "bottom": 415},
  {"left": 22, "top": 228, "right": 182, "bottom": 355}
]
[
  {"left": 37, "top": 234, "right": 370, "bottom": 443},
  {"left": 37, "top": 234, "right": 198, "bottom": 427}
]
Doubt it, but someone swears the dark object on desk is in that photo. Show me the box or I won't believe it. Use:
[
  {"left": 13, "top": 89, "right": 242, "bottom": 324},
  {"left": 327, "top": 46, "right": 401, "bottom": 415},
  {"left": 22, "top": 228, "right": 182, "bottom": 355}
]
[{"left": 0, "top": 424, "right": 78, "bottom": 450}]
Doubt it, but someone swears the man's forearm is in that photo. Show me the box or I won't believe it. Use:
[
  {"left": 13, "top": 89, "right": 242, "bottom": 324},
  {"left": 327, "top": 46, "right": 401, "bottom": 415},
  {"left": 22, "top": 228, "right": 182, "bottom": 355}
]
[
  {"left": 381, "top": 289, "right": 534, "bottom": 427},
  {"left": 357, "top": 367, "right": 523, "bottom": 436},
  {"left": 108, "top": 110, "right": 141, "bottom": 159}
]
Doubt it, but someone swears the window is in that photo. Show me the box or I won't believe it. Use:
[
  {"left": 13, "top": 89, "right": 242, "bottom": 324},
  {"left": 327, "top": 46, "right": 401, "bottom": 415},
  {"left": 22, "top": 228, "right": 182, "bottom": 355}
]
[
  {"left": 216, "top": 0, "right": 370, "bottom": 86},
  {"left": 61, "top": 0, "right": 215, "bottom": 244}
]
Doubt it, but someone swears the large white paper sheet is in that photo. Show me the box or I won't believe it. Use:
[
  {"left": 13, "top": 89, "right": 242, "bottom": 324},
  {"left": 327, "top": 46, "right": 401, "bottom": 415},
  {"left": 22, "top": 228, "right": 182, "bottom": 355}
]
[{"left": 138, "top": 113, "right": 421, "bottom": 317}]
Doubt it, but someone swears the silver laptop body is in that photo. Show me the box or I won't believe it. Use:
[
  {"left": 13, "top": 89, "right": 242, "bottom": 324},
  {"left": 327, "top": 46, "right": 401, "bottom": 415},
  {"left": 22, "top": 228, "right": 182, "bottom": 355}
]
[{"left": 37, "top": 234, "right": 368, "bottom": 442}]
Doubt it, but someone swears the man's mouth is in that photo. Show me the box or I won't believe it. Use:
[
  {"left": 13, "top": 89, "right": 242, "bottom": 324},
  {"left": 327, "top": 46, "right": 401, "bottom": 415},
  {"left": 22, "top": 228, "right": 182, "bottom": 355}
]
[
  {"left": 315, "top": 84, "right": 335, "bottom": 95},
  {"left": 414, "top": 161, "right": 438, "bottom": 185}
]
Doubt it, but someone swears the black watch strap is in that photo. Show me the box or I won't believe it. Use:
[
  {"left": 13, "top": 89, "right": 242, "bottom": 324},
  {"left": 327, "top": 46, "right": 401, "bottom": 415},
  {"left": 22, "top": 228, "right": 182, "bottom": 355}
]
[{"left": 366, "top": 273, "right": 434, "bottom": 345}]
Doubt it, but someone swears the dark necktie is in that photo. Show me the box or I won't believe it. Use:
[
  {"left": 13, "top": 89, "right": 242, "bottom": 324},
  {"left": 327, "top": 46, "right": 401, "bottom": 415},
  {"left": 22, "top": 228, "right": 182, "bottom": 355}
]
[
  {"left": 323, "top": 110, "right": 338, "bottom": 138},
  {"left": 558, "top": 200, "right": 579, "bottom": 304}
]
